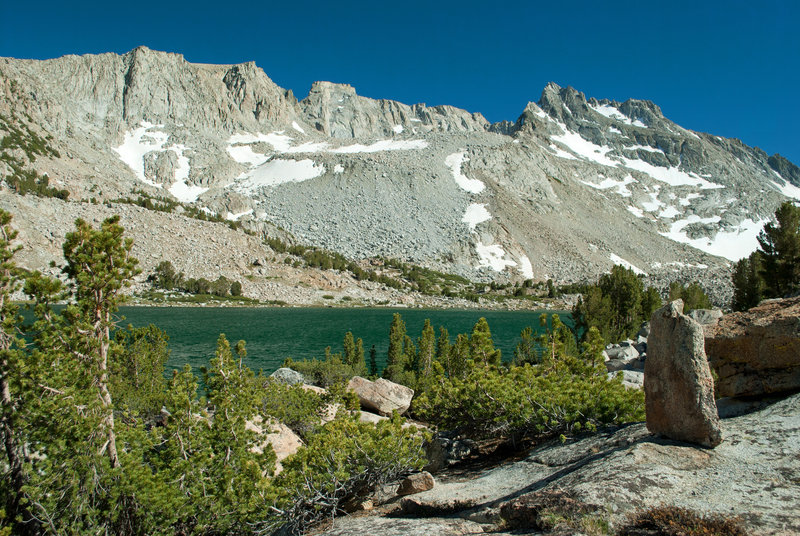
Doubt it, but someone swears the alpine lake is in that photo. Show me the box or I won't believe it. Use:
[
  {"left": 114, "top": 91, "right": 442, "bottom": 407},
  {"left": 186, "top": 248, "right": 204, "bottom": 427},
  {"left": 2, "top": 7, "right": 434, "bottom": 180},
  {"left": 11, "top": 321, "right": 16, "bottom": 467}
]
[{"left": 113, "top": 306, "right": 574, "bottom": 375}]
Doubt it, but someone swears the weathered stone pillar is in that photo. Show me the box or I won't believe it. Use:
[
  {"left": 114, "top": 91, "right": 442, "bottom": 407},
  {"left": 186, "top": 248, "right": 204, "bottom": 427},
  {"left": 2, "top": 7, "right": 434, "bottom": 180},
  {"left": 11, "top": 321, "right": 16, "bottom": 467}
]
[{"left": 644, "top": 300, "right": 722, "bottom": 447}]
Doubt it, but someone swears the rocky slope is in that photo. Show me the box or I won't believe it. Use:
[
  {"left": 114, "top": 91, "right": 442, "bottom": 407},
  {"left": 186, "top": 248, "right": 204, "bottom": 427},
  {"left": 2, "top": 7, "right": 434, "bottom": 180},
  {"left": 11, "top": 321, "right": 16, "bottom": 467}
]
[{"left": 2, "top": 47, "right": 799, "bottom": 299}]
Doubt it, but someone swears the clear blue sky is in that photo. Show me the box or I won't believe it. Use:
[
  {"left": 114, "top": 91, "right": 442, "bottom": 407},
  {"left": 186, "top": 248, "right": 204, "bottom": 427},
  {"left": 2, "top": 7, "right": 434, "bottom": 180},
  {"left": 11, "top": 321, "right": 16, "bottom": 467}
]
[{"left": 2, "top": 0, "right": 798, "bottom": 164}]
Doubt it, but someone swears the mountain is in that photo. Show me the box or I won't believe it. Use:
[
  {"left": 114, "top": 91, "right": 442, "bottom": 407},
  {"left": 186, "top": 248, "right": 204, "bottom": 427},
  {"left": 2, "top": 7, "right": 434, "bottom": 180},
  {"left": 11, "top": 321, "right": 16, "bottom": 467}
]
[{"left": 2, "top": 47, "right": 798, "bottom": 303}]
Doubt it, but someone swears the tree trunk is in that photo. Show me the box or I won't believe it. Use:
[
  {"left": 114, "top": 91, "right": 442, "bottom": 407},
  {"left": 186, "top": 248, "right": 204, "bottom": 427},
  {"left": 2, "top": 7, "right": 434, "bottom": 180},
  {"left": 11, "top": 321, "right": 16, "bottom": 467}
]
[{"left": 97, "top": 304, "right": 119, "bottom": 469}]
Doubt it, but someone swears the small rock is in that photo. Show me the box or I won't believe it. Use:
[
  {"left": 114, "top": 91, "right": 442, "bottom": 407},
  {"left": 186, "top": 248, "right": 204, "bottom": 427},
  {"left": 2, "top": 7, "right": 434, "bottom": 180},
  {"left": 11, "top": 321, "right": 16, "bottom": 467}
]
[
  {"left": 397, "top": 471, "right": 435, "bottom": 496},
  {"left": 269, "top": 367, "right": 305, "bottom": 385}
]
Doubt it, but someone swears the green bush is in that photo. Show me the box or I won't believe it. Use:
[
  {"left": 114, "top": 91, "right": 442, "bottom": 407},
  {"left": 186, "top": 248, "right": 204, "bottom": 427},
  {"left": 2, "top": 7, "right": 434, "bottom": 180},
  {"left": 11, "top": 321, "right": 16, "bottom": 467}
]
[
  {"left": 260, "top": 381, "right": 328, "bottom": 439},
  {"left": 264, "top": 414, "right": 427, "bottom": 535},
  {"left": 413, "top": 326, "right": 644, "bottom": 442},
  {"left": 283, "top": 356, "right": 361, "bottom": 388}
]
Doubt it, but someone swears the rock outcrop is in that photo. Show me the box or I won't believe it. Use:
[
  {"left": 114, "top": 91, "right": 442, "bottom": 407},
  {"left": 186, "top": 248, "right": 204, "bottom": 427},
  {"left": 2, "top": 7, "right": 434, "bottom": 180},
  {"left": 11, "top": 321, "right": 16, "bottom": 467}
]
[
  {"left": 319, "top": 392, "right": 800, "bottom": 535},
  {"left": 705, "top": 296, "right": 800, "bottom": 398},
  {"left": 347, "top": 376, "right": 414, "bottom": 416},
  {"left": 644, "top": 300, "right": 722, "bottom": 447}
]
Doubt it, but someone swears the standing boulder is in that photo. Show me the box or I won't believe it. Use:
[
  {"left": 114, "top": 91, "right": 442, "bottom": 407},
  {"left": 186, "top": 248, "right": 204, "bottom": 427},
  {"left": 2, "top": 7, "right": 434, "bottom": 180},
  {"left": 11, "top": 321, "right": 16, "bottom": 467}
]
[
  {"left": 347, "top": 376, "right": 414, "bottom": 416},
  {"left": 704, "top": 296, "right": 800, "bottom": 398},
  {"left": 644, "top": 300, "right": 722, "bottom": 447}
]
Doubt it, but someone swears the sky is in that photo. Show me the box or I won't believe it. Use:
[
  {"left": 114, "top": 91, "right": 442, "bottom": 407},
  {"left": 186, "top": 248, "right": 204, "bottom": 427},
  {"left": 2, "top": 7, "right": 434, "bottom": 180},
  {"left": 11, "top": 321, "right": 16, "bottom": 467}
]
[{"left": 1, "top": 0, "right": 798, "bottom": 164}]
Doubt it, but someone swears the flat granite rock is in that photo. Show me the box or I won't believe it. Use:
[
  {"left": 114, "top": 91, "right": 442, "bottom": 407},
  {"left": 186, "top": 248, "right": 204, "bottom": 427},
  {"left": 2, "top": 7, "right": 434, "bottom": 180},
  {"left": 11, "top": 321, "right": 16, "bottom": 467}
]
[{"left": 318, "top": 393, "right": 800, "bottom": 535}]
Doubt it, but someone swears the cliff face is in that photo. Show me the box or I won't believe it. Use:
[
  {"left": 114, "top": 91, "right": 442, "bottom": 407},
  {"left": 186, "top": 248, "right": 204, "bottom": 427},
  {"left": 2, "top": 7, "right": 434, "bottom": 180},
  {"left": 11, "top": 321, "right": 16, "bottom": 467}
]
[{"left": 2, "top": 47, "right": 799, "bottom": 295}]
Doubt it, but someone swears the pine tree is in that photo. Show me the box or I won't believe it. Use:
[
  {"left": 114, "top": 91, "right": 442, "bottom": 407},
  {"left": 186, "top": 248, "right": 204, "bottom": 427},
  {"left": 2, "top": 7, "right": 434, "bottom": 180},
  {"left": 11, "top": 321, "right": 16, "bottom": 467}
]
[
  {"left": 416, "top": 319, "right": 436, "bottom": 377},
  {"left": 368, "top": 344, "right": 378, "bottom": 377},
  {"left": 449, "top": 333, "right": 471, "bottom": 378},
  {"left": 513, "top": 326, "right": 538, "bottom": 365},
  {"left": 343, "top": 331, "right": 356, "bottom": 366},
  {"left": 0, "top": 210, "right": 33, "bottom": 532},
  {"left": 758, "top": 201, "right": 800, "bottom": 297},
  {"left": 383, "top": 313, "right": 407, "bottom": 381},
  {"left": 732, "top": 251, "right": 764, "bottom": 311},
  {"left": 61, "top": 215, "right": 140, "bottom": 468},
  {"left": 469, "top": 317, "right": 501, "bottom": 366},
  {"left": 435, "top": 326, "right": 451, "bottom": 364}
]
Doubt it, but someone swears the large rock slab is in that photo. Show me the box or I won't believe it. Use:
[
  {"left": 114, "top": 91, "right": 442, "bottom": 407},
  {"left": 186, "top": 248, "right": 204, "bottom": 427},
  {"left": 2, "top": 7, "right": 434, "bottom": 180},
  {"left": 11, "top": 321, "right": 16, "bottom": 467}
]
[
  {"left": 321, "top": 393, "right": 800, "bottom": 535},
  {"left": 645, "top": 300, "right": 722, "bottom": 448},
  {"left": 704, "top": 296, "right": 800, "bottom": 398},
  {"left": 347, "top": 376, "right": 414, "bottom": 416}
]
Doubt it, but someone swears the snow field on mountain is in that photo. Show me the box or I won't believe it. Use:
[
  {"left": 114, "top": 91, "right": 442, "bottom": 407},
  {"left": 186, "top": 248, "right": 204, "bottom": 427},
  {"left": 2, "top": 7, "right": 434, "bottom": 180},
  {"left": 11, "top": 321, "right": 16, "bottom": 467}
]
[
  {"left": 462, "top": 203, "right": 492, "bottom": 231},
  {"left": 476, "top": 242, "right": 517, "bottom": 272},
  {"left": 659, "top": 216, "right": 767, "bottom": 261},
  {"left": 445, "top": 152, "right": 485, "bottom": 193},
  {"left": 114, "top": 122, "right": 170, "bottom": 183},
  {"left": 519, "top": 256, "right": 534, "bottom": 279},
  {"left": 580, "top": 174, "right": 635, "bottom": 197},
  {"left": 113, "top": 122, "right": 207, "bottom": 202},
  {"left": 590, "top": 103, "right": 646, "bottom": 127},
  {"left": 609, "top": 253, "right": 647, "bottom": 275},
  {"left": 235, "top": 159, "right": 325, "bottom": 192}
]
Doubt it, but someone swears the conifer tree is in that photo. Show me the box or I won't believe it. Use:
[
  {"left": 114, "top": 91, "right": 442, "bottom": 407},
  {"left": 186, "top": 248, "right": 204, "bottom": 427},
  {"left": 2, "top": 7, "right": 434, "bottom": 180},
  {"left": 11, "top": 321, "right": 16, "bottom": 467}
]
[
  {"left": 61, "top": 216, "right": 140, "bottom": 468},
  {"left": 469, "top": 317, "right": 501, "bottom": 366},
  {"left": 0, "top": 210, "right": 32, "bottom": 532},
  {"left": 758, "top": 201, "right": 800, "bottom": 297},
  {"left": 513, "top": 326, "right": 538, "bottom": 365},
  {"left": 368, "top": 344, "right": 378, "bottom": 377},
  {"left": 732, "top": 252, "right": 764, "bottom": 311},
  {"left": 383, "top": 313, "right": 407, "bottom": 381},
  {"left": 343, "top": 331, "right": 356, "bottom": 365},
  {"left": 416, "top": 319, "right": 436, "bottom": 377},
  {"left": 448, "top": 333, "right": 471, "bottom": 378},
  {"left": 435, "top": 326, "right": 451, "bottom": 364}
]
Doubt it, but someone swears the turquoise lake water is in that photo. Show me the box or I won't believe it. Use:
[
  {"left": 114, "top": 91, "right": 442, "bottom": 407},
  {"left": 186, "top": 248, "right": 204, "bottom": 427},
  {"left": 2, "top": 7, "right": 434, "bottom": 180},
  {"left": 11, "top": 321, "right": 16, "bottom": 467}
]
[{"left": 114, "top": 306, "right": 572, "bottom": 375}]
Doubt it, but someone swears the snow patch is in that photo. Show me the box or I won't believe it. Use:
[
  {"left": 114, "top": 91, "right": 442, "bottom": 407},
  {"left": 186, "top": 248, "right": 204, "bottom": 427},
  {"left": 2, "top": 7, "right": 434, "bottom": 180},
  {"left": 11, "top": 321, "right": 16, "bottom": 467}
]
[
  {"left": 551, "top": 125, "right": 618, "bottom": 167},
  {"left": 234, "top": 159, "right": 325, "bottom": 192},
  {"left": 772, "top": 178, "right": 800, "bottom": 201},
  {"left": 169, "top": 180, "right": 208, "bottom": 203},
  {"left": 619, "top": 156, "right": 724, "bottom": 189},
  {"left": 476, "top": 242, "right": 517, "bottom": 272},
  {"left": 580, "top": 174, "right": 636, "bottom": 197},
  {"left": 609, "top": 253, "right": 647, "bottom": 276},
  {"left": 392, "top": 124, "right": 404, "bottom": 134},
  {"left": 658, "top": 206, "right": 681, "bottom": 219},
  {"left": 226, "top": 209, "right": 253, "bottom": 221},
  {"left": 627, "top": 205, "right": 645, "bottom": 218},
  {"left": 445, "top": 152, "right": 485, "bottom": 194},
  {"left": 227, "top": 144, "right": 269, "bottom": 167},
  {"left": 291, "top": 121, "right": 305, "bottom": 134},
  {"left": 660, "top": 216, "right": 767, "bottom": 261},
  {"left": 333, "top": 164, "right": 345, "bottom": 174},
  {"left": 679, "top": 193, "right": 702, "bottom": 206},
  {"left": 330, "top": 139, "right": 427, "bottom": 153},
  {"left": 519, "top": 256, "right": 534, "bottom": 279},
  {"left": 462, "top": 203, "right": 492, "bottom": 231}
]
